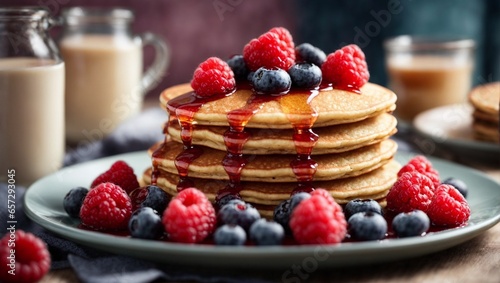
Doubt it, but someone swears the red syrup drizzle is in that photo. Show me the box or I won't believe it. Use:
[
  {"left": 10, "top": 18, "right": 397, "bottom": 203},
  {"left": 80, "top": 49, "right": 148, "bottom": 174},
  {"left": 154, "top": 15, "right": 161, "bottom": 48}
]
[
  {"left": 151, "top": 90, "right": 234, "bottom": 190},
  {"left": 216, "top": 93, "right": 274, "bottom": 201},
  {"left": 279, "top": 88, "right": 320, "bottom": 194}
]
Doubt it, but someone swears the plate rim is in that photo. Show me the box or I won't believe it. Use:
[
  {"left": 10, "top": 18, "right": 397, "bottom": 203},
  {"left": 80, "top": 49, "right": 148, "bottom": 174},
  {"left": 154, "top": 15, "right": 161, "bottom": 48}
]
[
  {"left": 24, "top": 150, "right": 500, "bottom": 268},
  {"left": 413, "top": 103, "right": 500, "bottom": 153}
]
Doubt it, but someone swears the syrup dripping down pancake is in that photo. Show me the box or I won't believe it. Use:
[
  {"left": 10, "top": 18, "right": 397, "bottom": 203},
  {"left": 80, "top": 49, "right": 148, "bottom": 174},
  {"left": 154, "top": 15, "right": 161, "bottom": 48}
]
[
  {"left": 167, "top": 113, "right": 397, "bottom": 155},
  {"left": 149, "top": 139, "right": 397, "bottom": 182},
  {"left": 160, "top": 82, "right": 397, "bottom": 129}
]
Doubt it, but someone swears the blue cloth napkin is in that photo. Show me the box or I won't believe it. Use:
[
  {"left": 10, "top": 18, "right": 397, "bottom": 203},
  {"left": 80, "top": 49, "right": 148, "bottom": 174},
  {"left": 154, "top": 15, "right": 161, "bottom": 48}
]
[{"left": 0, "top": 108, "right": 420, "bottom": 283}]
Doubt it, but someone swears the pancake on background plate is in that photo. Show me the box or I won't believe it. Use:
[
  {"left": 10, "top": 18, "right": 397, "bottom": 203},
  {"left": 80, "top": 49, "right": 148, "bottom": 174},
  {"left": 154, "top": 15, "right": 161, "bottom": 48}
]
[{"left": 468, "top": 82, "right": 499, "bottom": 142}]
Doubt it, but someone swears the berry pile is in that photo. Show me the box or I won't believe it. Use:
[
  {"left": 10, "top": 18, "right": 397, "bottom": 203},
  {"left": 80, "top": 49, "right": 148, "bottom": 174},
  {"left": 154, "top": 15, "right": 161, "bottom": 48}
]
[
  {"left": 63, "top": 154, "right": 471, "bottom": 245},
  {"left": 189, "top": 27, "right": 371, "bottom": 98},
  {"left": 387, "top": 155, "right": 471, "bottom": 229}
]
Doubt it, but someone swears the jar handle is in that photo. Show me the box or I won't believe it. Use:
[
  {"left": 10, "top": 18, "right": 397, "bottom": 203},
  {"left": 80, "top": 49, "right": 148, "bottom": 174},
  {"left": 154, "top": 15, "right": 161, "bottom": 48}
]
[{"left": 138, "top": 32, "right": 169, "bottom": 95}]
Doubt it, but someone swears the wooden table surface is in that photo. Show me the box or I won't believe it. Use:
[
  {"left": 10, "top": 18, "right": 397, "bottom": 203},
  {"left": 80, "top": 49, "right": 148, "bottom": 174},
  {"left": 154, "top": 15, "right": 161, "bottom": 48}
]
[{"left": 38, "top": 160, "right": 500, "bottom": 283}]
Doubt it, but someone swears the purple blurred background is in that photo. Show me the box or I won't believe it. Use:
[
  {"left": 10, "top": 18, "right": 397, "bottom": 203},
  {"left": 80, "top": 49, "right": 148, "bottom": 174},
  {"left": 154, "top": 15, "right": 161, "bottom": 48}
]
[{"left": 3, "top": 0, "right": 295, "bottom": 100}]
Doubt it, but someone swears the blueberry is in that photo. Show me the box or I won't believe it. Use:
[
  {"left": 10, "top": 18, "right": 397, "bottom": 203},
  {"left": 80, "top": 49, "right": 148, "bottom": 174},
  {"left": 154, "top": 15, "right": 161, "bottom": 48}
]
[
  {"left": 215, "top": 193, "right": 242, "bottom": 210},
  {"left": 392, "top": 210, "right": 430, "bottom": 238},
  {"left": 288, "top": 63, "right": 322, "bottom": 89},
  {"left": 217, "top": 199, "right": 261, "bottom": 231},
  {"left": 128, "top": 207, "right": 164, "bottom": 240},
  {"left": 63, "top": 187, "right": 88, "bottom": 218},
  {"left": 213, "top": 224, "right": 247, "bottom": 246},
  {"left": 344, "top": 199, "right": 382, "bottom": 220},
  {"left": 348, "top": 212, "right": 387, "bottom": 241},
  {"left": 246, "top": 71, "right": 255, "bottom": 82},
  {"left": 227, "top": 55, "right": 249, "bottom": 80},
  {"left": 130, "top": 185, "right": 171, "bottom": 214},
  {"left": 249, "top": 219, "right": 285, "bottom": 245},
  {"left": 295, "top": 43, "right": 327, "bottom": 67},
  {"left": 442, "top": 177, "right": 468, "bottom": 198},
  {"left": 289, "top": 192, "right": 311, "bottom": 211},
  {"left": 251, "top": 67, "right": 291, "bottom": 95},
  {"left": 273, "top": 199, "right": 292, "bottom": 234}
]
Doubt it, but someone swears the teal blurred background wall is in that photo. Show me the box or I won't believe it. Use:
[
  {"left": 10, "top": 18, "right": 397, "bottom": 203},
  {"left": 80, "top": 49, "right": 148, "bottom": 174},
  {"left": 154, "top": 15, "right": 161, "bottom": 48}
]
[{"left": 3, "top": 0, "right": 499, "bottom": 98}]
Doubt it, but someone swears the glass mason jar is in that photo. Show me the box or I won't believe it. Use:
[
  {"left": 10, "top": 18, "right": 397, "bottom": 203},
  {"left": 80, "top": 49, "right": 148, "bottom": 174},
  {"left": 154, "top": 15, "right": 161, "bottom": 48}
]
[
  {"left": 0, "top": 7, "right": 65, "bottom": 186},
  {"left": 59, "top": 7, "right": 169, "bottom": 144}
]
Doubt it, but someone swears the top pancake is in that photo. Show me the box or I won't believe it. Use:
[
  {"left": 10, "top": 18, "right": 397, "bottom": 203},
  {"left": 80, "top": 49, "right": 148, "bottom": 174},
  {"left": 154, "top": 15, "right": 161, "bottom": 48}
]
[
  {"left": 167, "top": 113, "right": 397, "bottom": 155},
  {"left": 469, "top": 82, "right": 500, "bottom": 115},
  {"left": 161, "top": 83, "right": 397, "bottom": 129}
]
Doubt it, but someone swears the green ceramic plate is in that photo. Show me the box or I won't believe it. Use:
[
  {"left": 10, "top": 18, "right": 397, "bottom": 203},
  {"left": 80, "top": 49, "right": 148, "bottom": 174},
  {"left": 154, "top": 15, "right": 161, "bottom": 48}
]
[{"left": 24, "top": 150, "right": 500, "bottom": 268}]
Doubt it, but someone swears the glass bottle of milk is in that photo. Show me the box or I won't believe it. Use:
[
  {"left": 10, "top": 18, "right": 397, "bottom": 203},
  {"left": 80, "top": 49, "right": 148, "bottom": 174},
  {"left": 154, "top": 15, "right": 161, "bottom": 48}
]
[
  {"left": 59, "top": 7, "right": 169, "bottom": 144},
  {"left": 0, "top": 7, "right": 65, "bottom": 186}
]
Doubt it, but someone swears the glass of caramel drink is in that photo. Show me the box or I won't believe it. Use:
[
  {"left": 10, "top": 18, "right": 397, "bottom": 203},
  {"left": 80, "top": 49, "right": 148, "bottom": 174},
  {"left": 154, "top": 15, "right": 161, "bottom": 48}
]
[{"left": 384, "top": 36, "right": 475, "bottom": 122}]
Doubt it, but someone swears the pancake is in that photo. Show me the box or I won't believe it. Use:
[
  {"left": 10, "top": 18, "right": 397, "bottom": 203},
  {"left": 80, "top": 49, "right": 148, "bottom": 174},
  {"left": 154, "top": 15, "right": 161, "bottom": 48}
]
[
  {"left": 161, "top": 82, "right": 397, "bottom": 129},
  {"left": 472, "top": 120, "right": 499, "bottom": 142},
  {"left": 142, "top": 160, "right": 400, "bottom": 218},
  {"left": 468, "top": 82, "right": 500, "bottom": 115},
  {"left": 473, "top": 109, "right": 499, "bottom": 124},
  {"left": 149, "top": 139, "right": 398, "bottom": 182},
  {"left": 167, "top": 113, "right": 397, "bottom": 155}
]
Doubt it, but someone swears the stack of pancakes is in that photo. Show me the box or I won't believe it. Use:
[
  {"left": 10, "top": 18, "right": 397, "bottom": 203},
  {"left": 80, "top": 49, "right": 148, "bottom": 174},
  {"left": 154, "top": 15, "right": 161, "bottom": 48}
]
[
  {"left": 468, "top": 82, "right": 500, "bottom": 143},
  {"left": 143, "top": 82, "right": 400, "bottom": 217}
]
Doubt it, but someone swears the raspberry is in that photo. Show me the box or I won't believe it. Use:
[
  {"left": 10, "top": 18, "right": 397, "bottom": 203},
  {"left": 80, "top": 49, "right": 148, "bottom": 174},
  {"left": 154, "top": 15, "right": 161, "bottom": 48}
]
[
  {"left": 80, "top": 182, "right": 133, "bottom": 231},
  {"left": 290, "top": 189, "right": 347, "bottom": 244},
  {"left": 163, "top": 188, "right": 216, "bottom": 243},
  {"left": 190, "top": 57, "right": 236, "bottom": 97},
  {"left": 442, "top": 177, "right": 468, "bottom": 198},
  {"left": 386, "top": 171, "right": 435, "bottom": 213},
  {"left": 0, "top": 230, "right": 50, "bottom": 283},
  {"left": 427, "top": 184, "right": 470, "bottom": 227},
  {"left": 321, "top": 44, "right": 369, "bottom": 90},
  {"left": 398, "top": 155, "right": 440, "bottom": 187},
  {"left": 310, "top": 188, "right": 336, "bottom": 206},
  {"left": 90, "top": 160, "right": 140, "bottom": 194},
  {"left": 243, "top": 27, "right": 295, "bottom": 71}
]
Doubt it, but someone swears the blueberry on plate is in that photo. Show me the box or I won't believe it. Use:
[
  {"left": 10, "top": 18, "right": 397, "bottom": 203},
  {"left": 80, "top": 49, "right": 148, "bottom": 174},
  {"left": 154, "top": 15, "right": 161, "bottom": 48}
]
[
  {"left": 213, "top": 224, "right": 247, "bottom": 246},
  {"left": 129, "top": 185, "right": 171, "bottom": 214},
  {"left": 215, "top": 193, "right": 242, "bottom": 210},
  {"left": 128, "top": 207, "right": 164, "bottom": 240},
  {"left": 217, "top": 199, "right": 261, "bottom": 231},
  {"left": 289, "top": 192, "right": 311, "bottom": 211},
  {"left": 63, "top": 187, "right": 89, "bottom": 218},
  {"left": 348, "top": 212, "right": 387, "bottom": 241},
  {"left": 288, "top": 63, "right": 322, "bottom": 89},
  {"left": 249, "top": 219, "right": 285, "bottom": 246},
  {"left": 273, "top": 199, "right": 292, "bottom": 234},
  {"left": 251, "top": 67, "right": 291, "bottom": 95},
  {"left": 392, "top": 210, "right": 430, "bottom": 238},
  {"left": 295, "top": 43, "right": 327, "bottom": 67},
  {"left": 344, "top": 199, "right": 382, "bottom": 220},
  {"left": 442, "top": 177, "right": 468, "bottom": 198}
]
